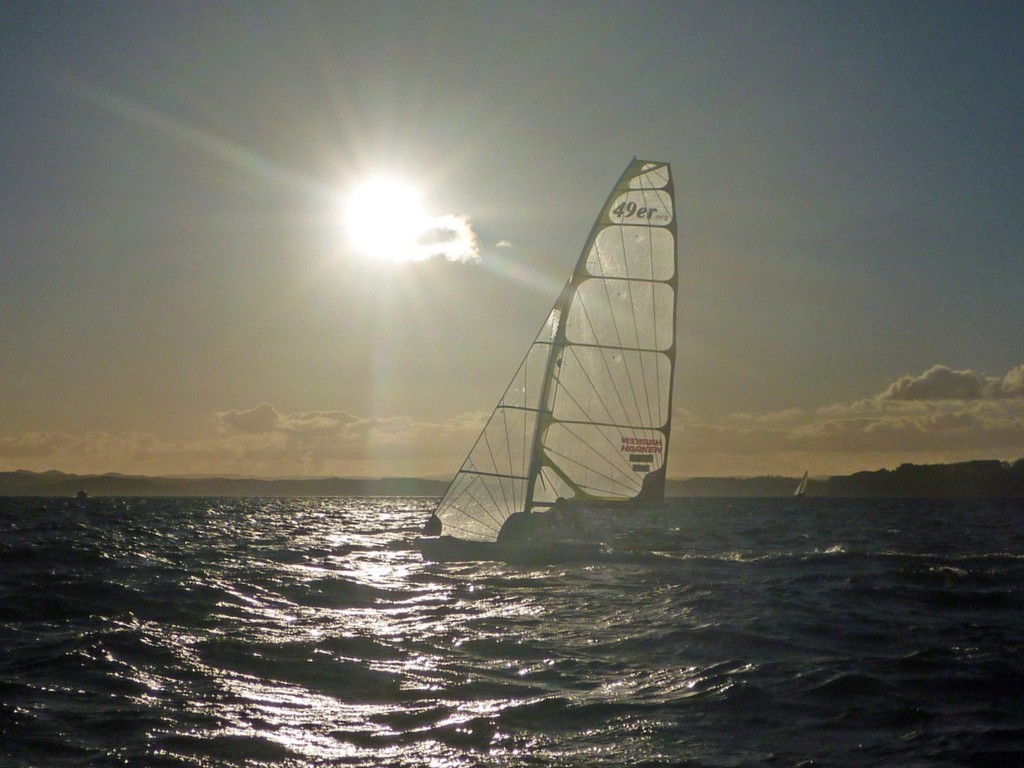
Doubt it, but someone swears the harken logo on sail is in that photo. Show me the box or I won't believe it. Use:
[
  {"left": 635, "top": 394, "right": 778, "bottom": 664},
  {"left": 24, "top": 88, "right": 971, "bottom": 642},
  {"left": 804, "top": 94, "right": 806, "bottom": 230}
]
[{"left": 621, "top": 436, "right": 662, "bottom": 473}]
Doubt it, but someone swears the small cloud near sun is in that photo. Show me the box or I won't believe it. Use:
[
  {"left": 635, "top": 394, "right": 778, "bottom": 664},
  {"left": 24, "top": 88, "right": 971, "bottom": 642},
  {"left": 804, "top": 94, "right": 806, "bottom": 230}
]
[
  {"left": 496, "top": 240, "right": 512, "bottom": 248},
  {"left": 414, "top": 214, "right": 479, "bottom": 263}
]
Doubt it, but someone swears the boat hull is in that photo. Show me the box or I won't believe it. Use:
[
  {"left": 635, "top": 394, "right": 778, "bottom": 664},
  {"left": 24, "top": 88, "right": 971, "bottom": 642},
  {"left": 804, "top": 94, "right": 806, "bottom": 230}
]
[{"left": 415, "top": 535, "right": 603, "bottom": 564}]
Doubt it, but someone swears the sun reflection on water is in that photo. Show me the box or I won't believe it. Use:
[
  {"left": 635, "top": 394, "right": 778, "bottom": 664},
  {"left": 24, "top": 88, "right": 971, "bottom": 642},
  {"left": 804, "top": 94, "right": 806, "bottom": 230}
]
[{"left": 95, "top": 497, "right": 728, "bottom": 766}]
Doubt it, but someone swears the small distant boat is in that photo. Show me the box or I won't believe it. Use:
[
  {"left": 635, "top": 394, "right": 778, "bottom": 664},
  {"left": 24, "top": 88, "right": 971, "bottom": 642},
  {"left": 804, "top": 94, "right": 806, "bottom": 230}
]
[
  {"left": 417, "top": 159, "right": 677, "bottom": 562},
  {"left": 793, "top": 471, "right": 808, "bottom": 497},
  {"left": 75, "top": 489, "right": 88, "bottom": 500}
]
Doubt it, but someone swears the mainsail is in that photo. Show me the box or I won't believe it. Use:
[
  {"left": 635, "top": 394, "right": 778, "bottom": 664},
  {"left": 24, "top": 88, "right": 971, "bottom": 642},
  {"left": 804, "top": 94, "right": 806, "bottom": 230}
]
[{"left": 433, "top": 159, "right": 677, "bottom": 542}]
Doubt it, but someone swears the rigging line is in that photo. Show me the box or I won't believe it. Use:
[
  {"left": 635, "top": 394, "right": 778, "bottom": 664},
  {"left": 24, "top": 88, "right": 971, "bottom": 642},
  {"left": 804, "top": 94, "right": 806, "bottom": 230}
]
[
  {"left": 435, "top": 472, "right": 462, "bottom": 512},
  {"left": 547, "top": 423, "right": 663, "bottom": 498},
  {"left": 555, "top": 411, "right": 643, "bottom": 475},
  {"left": 543, "top": 460, "right": 634, "bottom": 499},
  {"left": 498, "top": 400, "right": 515, "bottom": 514},
  {"left": 452, "top": 455, "right": 507, "bottom": 533},
  {"left": 452, "top": 470, "right": 511, "bottom": 531},
  {"left": 556, "top": 405, "right": 660, "bottom": 481},
  {"left": 546, "top": 427, "right": 634, "bottom": 481},
  {"left": 444, "top": 482, "right": 498, "bottom": 530},
  {"left": 463, "top": 306, "right": 559, "bottom": 524},
  {"left": 457, "top": 485, "right": 510, "bottom": 532},
  {"left": 634, "top": 234, "right": 659, "bottom": 428},
  {"left": 628, "top": 253, "right": 658, "bottom": 426},
  {"left": 557, "top": 344, "right": 631, "bottom": 433},
  {"left": 542, "top": 447, "right": 632, "bottom": 499},
  {"left": 524, "top": 302, "right": 565, "bottom": 516},
  {"left": 448, "top": 501, "right": 501, "bottom": 535},
  {"left": 569, "top": 282, "right": 643, "bottom": 428},
  {"left": 498, "top": 372, "right": 519, "bottom": 515},
  {"left": 446, "top": 511, "right": 498, "bottom": 537},
  {"left": 623, "top": 212, "right": 658, "bottom": 425},
  {"left": 608, "top": 223, "right": 652, "bottom": 423},
  {"left": 496, "top": 336, "right": 542, "bottom": 514},
  {"left": 518, "top": 357, "right": 530, "bottom": 514},
  {"left": 647, "top": 198, "right": 674, "bottom": 424},
  {"left": 532, "top": 466, "right": 556, "bottom": 506},
  {"left": 444, "top": 379, "right": 512, "bottom": 481},
  {"left": 635, "top": 219, "right": 661, "bottom": 425},
  {"left": 478, "top": 425, "right": 516, "bottom": 524},
  {"left": 543, "top": 438, "right": 637, "bottom": 497},
  {"left": 628, "top": 187, "right": 673, "bottom": 417},
  {"left": 469, "top": 333, "right": 545, "bottom": 521},
  {"left": 602, "top": 224, "right": 643, "bottom": 421},
  {"left": 643, "top": 162, "right": 671, "bottom": 191},
  {"left": 595, "top": 225, "right": 643, "bottom": 422},
  {"left": 552, "top": 358, "right": 663, "bottom": 479},
  {"left": 541, "top": 371, "right": 644, "bottom": 496},
  {"left": 468, "top": 421, "right": 505, "bottom": 518},
  {"left": 632, "top": 273, "right": 669, "bottom": 423}
]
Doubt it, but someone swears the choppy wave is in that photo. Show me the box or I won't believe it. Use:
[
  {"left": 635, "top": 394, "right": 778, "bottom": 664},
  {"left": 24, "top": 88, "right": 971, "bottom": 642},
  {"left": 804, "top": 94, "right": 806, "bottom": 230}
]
[{"left": 2, "top": 496, "right": 1023, "bottom": 766}]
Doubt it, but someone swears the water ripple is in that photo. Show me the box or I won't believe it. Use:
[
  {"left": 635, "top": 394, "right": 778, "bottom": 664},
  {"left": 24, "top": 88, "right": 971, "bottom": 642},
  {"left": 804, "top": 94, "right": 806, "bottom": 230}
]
[{"left": 2, "top": 497, "right": 1023, "bottom": 766}]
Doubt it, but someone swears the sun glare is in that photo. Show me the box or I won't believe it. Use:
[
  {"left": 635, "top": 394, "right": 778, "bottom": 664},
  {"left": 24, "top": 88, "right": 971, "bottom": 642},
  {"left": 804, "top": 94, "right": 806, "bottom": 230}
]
[{"left": 343, "top": 178, "right": 429, "bottom": 263}]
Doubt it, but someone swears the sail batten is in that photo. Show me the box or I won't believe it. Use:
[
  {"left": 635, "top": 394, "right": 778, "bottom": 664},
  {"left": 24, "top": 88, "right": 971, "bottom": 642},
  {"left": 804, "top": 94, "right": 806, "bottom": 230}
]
[
  {"left": 431, "top": 160, "right": 677, "bottom": 543},
  {"left": 456, "top": 469, "right": 530, "bottom": 481}
]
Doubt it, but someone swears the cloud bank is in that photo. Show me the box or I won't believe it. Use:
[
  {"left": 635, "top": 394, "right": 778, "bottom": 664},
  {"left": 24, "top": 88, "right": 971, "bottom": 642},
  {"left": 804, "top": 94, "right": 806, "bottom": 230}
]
[
  {"left": 2, "top": 364, "right": 1022, "bottom": 478},
  {"left": 0, "top": 404, "right": 489, "bottom": 478},
  {"left": 675, "top": 363, "right": 1024, "bottom": 476},
  {"left": 881, "top": 364, "right": 1024, "bottom": 401}
]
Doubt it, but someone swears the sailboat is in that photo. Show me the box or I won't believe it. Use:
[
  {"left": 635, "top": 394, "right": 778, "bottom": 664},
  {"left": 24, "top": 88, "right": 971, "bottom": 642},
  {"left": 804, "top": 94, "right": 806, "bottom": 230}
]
[
  {"left": 793, "top": 471, "right": 809, "bottom": 497},
  {"left": 417, "top": 159, "right": 677, "bottom": 562}
]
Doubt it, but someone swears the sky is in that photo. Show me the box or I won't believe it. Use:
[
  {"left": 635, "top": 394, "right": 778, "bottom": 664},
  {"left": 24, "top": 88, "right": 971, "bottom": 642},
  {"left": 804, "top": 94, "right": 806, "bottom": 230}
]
[{"left": 2, "top": 1, "right": 1023, "bottom": 479}]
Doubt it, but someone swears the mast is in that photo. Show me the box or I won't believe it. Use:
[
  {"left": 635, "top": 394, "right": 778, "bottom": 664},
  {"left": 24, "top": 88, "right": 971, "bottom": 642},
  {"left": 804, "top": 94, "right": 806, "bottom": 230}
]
[{"left": 523, "top": 281, "right": 572, "bottom": 514}]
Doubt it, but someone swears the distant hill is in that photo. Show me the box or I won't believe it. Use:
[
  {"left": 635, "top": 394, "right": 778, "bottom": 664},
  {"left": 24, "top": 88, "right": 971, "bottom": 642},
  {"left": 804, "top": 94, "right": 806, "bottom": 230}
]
[
  {"left": 0, "top": 470, "right": 448, "bottom": 498},
  {"left": 669, "top": 459, "right": 1024, "bottom": 498},
  {"left": 814, "top": 459, "right": 1024, "bottom": 498},
  {"left": 666, "top": 476, "right": 801, "bottom": 497},
  {"left": 2, "top": 459, "right": 1023, "bottom": 498}
]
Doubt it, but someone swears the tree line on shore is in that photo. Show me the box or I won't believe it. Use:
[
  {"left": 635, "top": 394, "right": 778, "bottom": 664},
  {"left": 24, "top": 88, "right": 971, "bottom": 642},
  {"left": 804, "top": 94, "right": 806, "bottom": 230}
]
[
  {"left": 2, "top": 459, "right": 1023, "bottom": 498},
  {"left": 667, "top": 459, "right": 1024, "bottom": 497}
]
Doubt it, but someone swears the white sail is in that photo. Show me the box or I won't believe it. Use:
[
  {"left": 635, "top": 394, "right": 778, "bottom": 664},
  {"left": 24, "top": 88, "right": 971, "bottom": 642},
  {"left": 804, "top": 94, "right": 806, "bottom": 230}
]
[
  {"left": 794, "top": 471, "right": 808, "bottom": 496},
  {"left": 433, "top": 160, "right": 677, "bottom": 543}
]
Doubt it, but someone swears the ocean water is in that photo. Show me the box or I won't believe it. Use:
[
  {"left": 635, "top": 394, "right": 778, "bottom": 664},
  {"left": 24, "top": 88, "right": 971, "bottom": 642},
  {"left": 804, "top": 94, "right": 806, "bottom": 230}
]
[{"left": 1, "top": 497, "right": 1022, "bottom": 767}]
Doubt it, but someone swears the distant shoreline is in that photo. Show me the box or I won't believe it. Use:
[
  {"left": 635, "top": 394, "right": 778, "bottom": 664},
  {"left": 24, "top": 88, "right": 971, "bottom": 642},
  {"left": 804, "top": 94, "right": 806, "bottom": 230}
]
[{"left": 2, "top": 459, "right": 1023, "bottom": 498}]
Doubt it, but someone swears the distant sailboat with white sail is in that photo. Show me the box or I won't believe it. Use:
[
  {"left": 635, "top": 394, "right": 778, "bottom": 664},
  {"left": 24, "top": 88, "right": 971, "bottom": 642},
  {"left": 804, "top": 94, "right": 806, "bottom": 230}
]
[
  {"left": 794, "top": 471, "right": 809, "bottom": 497},
  {"left": 417, "top": 159, "right": 677, "bottom": 561}
]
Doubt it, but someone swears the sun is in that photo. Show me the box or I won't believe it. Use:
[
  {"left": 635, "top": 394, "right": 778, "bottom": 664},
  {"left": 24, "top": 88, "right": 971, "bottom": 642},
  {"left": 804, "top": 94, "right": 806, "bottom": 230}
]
[{"left": 342, "top": 177, "right": 430, "bottom": 263}]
